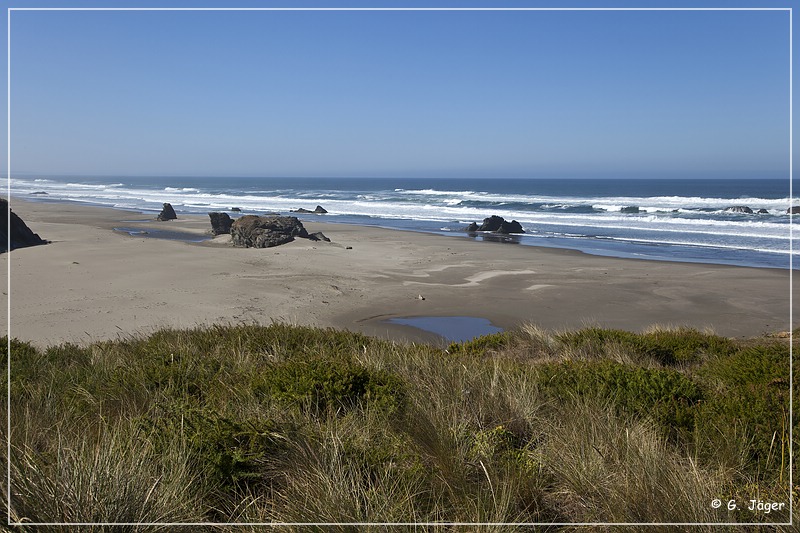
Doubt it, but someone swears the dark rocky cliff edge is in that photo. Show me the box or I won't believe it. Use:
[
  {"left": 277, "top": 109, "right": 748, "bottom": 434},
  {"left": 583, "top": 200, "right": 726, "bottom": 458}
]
[{"left": 1, "top": 198, "right": 47, "bottom": 252}]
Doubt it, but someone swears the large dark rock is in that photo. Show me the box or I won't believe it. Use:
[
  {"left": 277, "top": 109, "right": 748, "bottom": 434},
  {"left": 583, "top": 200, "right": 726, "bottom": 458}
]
[
  {"left": 477, "top": 215, "right": 504, "bottom": 232},
  {"left": 496, "top": 220, "right": 524, "bottom": 234},
  {"left": 230, "top": 215, "right": 309, "bottom": 248},
  {"left": 208, "top": 212, "right": 233, "bottom": 235},
  {"left": 725, "top": 206, "right": 753, "bottom": 214},
  {"left": 1, "top": 199, "right": 47, "bottom": 252},
  {"left": 757, "top": 209, "right": 769, "bottom": 214},
  {"left": 476, "top": 215, "right": 524, "bottom": 233},
  {"left": 465, "top": 222, "right": 479, "bottom": 232},
  {"left": 292, "top": 205, "right": 328, "bottom": 214},
  {"left": 157, "top": 203, "right": 177, "bottom": 221},
  {"left": 788, "top": 206, "right": 800, "bottom": 214}
]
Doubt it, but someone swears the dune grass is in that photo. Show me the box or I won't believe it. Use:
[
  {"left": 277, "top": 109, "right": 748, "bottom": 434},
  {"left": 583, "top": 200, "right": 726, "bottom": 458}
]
[{"left": 1, "top": 323, "right": 796, "bottom": 530}]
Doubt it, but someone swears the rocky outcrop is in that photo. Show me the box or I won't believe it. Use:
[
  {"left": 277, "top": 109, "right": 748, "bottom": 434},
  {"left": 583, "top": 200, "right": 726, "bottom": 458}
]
[
  {"left": 157, "top": 203, "right": 177, "bottom": 221},
  {"left": 307, "top": 231, "right": 331, "bottom": 242},
  {"left": 462, "top": 216, "right": 525, "bottom": 235},
  {"left": 230, "top": 207, "right": 241, "bottom": 212},
  {"left": 757, "top": 209, "right": 769, "bottom": 214},
  {"left": 497, "top": 220, "right": 524, "bottom": 234},
  {"left": 725, "top": 206, "right": 753, "bottom": 214},
  {"left": 475, "top": 215, "right": 524, "bottom": 234},
  {"left": 788, "top": 206, "right": 800, "bottom": 214},
  {"left": 476, "top": 215, "right": 506, "bottom": 232},
  {"left": 292, "top": 205, "right": 328, "bottom": 214},
  {"left": 1, "top": 198, "right": 47, "bottom": 252},
  {"left": 463, "top": 216, "right": 525, "bottom": 234},
  {"left": 230, "top": 215, "right": 309, "bottom": 248},
  {"left": 208, "top": 212, "right": 233, "bottom": 235}
]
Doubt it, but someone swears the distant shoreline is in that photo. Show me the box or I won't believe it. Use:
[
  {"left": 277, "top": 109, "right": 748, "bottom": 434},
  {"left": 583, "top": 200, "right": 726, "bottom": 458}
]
[
  {"left": 14, "top": 193, "right": 797, "bottom": 272},
  {"left": 5, "top": 175, "right": 794, "bottom": 270},
  {"left": 1, "top": 197, "right": 795, "bottom": 347}
]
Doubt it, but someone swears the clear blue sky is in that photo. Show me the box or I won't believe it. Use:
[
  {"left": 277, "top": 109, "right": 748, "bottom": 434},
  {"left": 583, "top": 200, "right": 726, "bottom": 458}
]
[{"left": 3, "top": 1, "right": 794, "bottom": 179}]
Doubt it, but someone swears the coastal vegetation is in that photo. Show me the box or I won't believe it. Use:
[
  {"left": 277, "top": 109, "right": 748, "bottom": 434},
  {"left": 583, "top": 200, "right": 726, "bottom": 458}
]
[{"left": 2, "top": 323, "right": 796, "bottom": 530}]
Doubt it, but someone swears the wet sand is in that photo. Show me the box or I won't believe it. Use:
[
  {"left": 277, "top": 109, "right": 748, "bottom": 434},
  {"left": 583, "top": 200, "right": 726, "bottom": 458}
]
[{"left": 1, "top": 198, "right": 795, "bottom": 348}]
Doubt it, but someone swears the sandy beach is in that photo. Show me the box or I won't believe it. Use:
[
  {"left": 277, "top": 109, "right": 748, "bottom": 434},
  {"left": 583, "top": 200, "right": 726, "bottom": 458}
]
[{"left": 1, "top": 198, "right": 795, "bottom": 348}]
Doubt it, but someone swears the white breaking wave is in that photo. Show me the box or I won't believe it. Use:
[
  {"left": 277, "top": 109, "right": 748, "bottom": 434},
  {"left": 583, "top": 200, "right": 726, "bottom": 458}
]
[
  {"left": 395, "top": 187, "right": 793, "bottom": 211},
  {"left": 6, "top": 177, "right": 794, "bottom": 261}
]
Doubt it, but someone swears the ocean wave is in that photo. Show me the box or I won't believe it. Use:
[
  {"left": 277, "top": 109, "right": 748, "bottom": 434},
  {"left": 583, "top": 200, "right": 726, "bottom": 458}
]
[
  {"left": 10, "top": 177, "right": 793, "bottom": 267},
  {"left": 599, "top": 236, "right": 797, "bottom": 256},
  {"left": 164, "top": 187, "right": 199, "bottom": 192},
  {"left": 388, "top": 187, "right": 793, "bottom": 210}
]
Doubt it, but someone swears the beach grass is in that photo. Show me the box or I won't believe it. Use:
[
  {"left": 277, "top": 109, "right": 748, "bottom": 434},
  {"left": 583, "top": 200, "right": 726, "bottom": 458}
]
[{"left": 2, "top": 323, "right": 796, "bottom": 530}]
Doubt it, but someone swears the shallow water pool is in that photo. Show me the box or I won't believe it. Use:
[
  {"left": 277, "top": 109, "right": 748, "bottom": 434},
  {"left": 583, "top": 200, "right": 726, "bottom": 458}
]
[
  {"left": 386, "top": 316, "right": 503, "bottom": 343},
  {"left": 113, "top": 227, "right": 211, "bottom": 243}
]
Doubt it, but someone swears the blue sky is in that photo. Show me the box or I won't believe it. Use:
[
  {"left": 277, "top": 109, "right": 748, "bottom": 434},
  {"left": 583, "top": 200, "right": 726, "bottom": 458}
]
[{"left": 3, "top": 1, "right": 794, "bottom": 179}]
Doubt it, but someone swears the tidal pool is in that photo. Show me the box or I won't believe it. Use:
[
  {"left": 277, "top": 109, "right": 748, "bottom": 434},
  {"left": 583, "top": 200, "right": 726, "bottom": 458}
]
[
  {"left": 113, "top": 227, "right": 211, "bottom": 243},
  {"left": 386, "top": 316, "right": 503, "bottom": 343}
]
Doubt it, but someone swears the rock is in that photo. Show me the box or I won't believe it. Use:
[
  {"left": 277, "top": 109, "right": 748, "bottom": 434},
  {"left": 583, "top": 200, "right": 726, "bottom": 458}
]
[
  {"left": 725, "top": 206, "right": 753, "bottom": 214},
  {"left": 30, "top": 191, "right": 48, "bottom": 195},
  {"left": 788, "top": 206, "right": 800, "bottom": 214},
  {"left": 1, "top": 198, "right": 47, "bottom": 252},
  {"left": 620, "top": 206, "right": 640, "bottom": 213},
  {"left": 208, "top": 212, "right": 233, "bottom": 235},
  {"left": 157, "top": 203, "right": 177, "bottom": 221},
  {"left": 465, "top": 222, "right": 479, "bottom": 232},
  {"left": 496, "top": 220, "right": 524, "bottom": 234},
  {"left": 307, "top": 231, "right": 331, "bottom": 242},
  {"left": 230, "top": 207, "right": 241, "bottom": 212},
  {"left": 230, "top": 215, "right": 309, "bottom": 248},
  {"left": 477, "top": 215, "right": 505, "bottom": 232},
  {"left": 757, "top": 209, "right": 769, "bottom": 214},
  {"left": 474, "top": 215, "right": 524, "bottom": 234},
  {"left": 292, "top": 205, "right": 328, "bottom": 214},
  {"left": 416, "top": 294, "right": 425, "bottom": 301}
]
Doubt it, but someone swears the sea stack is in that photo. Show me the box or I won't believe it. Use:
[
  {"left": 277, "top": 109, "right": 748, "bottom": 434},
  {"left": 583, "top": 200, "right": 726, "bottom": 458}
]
[
  {"left": 157, "top": 203, "right": 178, "bottom": 221},
  {"left": 209, "top": 212, "right": 233, "bottom": 235}
]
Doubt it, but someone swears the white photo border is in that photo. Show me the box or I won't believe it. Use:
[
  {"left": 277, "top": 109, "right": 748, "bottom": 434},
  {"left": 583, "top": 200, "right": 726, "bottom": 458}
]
[{"left": 5, "top": 4, "right": 794, "bottom": 528}]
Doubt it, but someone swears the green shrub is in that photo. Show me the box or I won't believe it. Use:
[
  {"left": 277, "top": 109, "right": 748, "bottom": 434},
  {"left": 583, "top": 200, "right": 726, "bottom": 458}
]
[
  {"left": 556, "top": 328, "right": 640, "bottom": 352},
  {"left": 536, "top": 360, "right": 703, "bottom": 440},
  {"left": 1, "top": 336, "right": 39, "bottom": 368},
  {"left": 556, "top": 327, "right": 735, "bottom": 365},
  {"left": 255, "top": 359, "right": 406, "bottom": 416},
  {"left": 636, "top": 328, "right": 736, "bottom": 365},
  {"left": 140, "top": 404, "right": 284, "bottom": 490},
  {"left": 447, "top": 332, "right": 513, "bottom": 356},
  {"left": 694, "top": 343, "right": 792, "bottom": 480},
  {"left": 4, "top": 337, "right": 41, "bottom": 398}
]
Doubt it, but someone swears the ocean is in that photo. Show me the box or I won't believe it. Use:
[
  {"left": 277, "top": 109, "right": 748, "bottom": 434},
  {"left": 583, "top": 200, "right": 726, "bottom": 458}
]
[{"left": 5, "top": 175, "right": 796, "bottom": 270}]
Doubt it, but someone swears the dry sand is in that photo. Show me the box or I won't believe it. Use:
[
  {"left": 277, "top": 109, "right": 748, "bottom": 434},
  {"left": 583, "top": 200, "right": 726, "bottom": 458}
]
[{"left": 1, "top": 198, "right": 795, "bottom": 348}]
